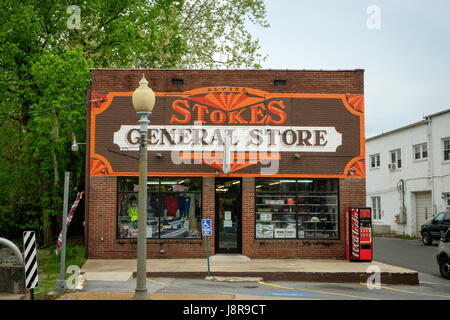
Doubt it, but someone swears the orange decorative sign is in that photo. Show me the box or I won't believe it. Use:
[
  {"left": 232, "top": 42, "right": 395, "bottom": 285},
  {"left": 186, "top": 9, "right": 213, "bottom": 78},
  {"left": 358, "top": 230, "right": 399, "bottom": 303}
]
[{"left": 89, "top": 87, "right": 365, "bottom": 178}]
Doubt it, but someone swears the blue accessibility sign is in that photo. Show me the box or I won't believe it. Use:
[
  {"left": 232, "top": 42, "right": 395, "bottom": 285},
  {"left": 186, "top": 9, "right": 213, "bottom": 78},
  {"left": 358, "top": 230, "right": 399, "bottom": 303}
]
[{"left": 201, "top": 219, "right": 212, "bottom": 236}]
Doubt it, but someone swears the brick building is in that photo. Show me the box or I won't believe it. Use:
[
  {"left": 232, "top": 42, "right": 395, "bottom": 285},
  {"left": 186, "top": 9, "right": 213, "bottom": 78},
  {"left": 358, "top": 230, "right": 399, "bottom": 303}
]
[{"left": 85, "top": 69, "right": 366, "bottom": 259}]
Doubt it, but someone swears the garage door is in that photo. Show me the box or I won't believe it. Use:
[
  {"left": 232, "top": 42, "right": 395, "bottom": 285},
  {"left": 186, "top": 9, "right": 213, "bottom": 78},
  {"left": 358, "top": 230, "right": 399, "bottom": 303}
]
[{"left": 415, "top": 191, "right": 432, "bottom": 236}]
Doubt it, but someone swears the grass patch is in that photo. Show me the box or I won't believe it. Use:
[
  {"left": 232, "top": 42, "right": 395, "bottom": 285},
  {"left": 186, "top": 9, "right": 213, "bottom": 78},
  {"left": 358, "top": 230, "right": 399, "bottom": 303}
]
[
  {"left": 396, "top": 234, "right": 417, "bottom": 240},
  {"left": 34, "top": 238, "right": 86, "bottom": 300}
]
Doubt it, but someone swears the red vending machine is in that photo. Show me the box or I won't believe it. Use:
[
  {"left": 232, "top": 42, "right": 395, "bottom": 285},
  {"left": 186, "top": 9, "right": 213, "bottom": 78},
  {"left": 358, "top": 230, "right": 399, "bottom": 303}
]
[{"left": 346, "top": 207, "right": 373, "bottom": 261}]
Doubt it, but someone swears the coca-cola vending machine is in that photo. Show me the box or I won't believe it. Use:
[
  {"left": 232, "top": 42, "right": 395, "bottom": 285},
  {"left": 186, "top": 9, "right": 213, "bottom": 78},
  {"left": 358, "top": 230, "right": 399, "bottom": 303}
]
[{"left": 346, "top": 207, "right": 373, "bottom": 261}]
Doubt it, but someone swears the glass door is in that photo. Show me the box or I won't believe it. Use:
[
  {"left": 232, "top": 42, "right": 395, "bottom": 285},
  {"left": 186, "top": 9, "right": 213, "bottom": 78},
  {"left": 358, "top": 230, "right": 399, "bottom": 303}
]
[{"left": 215, "top": 179, "right": 241, "bottom": 253}]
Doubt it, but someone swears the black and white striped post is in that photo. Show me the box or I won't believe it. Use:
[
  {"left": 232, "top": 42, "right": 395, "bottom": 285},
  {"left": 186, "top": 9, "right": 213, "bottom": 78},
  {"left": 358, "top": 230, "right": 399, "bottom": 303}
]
[{"left": 23, "top": 231, "right": 39, "bottom": 300}]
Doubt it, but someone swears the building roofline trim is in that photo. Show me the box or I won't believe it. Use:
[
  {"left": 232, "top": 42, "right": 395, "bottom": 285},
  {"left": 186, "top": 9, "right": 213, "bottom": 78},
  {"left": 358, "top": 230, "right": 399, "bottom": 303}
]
[
  {"left": 366, "top": 120, "right": 425, "bottom": 142},
  {"left": 89, "top": 68, "right": 365, "bottom": 72},
  {"left": 423, "top": 108, "right": 450, "bottom": 119},
  {"left": 366, "top": 108, "right": 450, "bottom": 142}
]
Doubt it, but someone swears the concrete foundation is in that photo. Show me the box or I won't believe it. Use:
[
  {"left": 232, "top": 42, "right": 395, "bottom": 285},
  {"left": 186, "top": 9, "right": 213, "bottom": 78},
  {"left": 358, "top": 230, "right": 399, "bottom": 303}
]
[
  {"left": 373, "top": 224, "right": 391, "bottom": 234},
  {"left": 0, "top": 264, "right": 26, "bottom": 294}
]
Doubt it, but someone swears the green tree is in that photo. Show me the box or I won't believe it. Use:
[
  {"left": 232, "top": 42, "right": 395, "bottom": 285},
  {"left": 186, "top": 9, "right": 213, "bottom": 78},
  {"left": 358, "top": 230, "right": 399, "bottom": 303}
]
[
  {"left": 176, "top": 0, "right": 269, "bottom": 68},
  {"left": 0, "top": 0, "right": 268, "bottom": 244}
]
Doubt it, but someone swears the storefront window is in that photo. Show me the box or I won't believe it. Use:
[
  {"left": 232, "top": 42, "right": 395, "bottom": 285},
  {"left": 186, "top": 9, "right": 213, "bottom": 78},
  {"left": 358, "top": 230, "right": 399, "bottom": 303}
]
[
  {"left": 255, "top": 179, "right": 339, "bottom": 240},
  {"left": 159, "top": 177, "right": 202, "bottom": 192},
  {"left": 255, "top": 179, "right": 297, "bottom": 193},
  {"left": 256, "top": 194, "right": 297, "bottom": 239},
  {"left": 117, "top": 177, "right": 202, "bottom": 239},
  {"left": 160, "top": 193, "right": 201, "bottom": 238}
]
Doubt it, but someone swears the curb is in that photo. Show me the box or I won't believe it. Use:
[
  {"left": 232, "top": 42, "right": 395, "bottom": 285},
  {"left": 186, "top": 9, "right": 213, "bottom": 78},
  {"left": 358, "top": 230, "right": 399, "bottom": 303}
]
[{"left": 133, "top": 271, "right": 419, "bottom": 285}]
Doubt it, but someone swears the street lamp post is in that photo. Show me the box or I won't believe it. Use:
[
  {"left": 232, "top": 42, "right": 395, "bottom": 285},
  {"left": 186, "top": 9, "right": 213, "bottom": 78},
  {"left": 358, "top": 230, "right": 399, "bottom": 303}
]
[{"left": 132, "top": 74, "right": 155, "bottom": 300}]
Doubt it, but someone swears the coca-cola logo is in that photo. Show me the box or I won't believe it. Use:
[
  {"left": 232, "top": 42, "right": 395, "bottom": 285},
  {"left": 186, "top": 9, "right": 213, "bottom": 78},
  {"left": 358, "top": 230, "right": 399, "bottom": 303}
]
[{"left": 351, "top": 209, "right": 360, "bottom": 258}]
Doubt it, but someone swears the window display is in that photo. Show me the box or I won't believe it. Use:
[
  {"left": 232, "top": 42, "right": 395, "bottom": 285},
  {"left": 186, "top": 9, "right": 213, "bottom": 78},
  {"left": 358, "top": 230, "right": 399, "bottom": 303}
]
[
  {"left": 255, "top": 194, "right": 297, "bottom": 239},
  {"left": 117, "top": 177, "right": 201, "bottom": 239},
  {"left": 255, "top": 179, "right": 338, "bottom": 240},
  {"left": 297, "top": 193, "right": 338, "bottom": 239},
  {"left": 160, "top": 193, "right": 201, "bottom": 238}
]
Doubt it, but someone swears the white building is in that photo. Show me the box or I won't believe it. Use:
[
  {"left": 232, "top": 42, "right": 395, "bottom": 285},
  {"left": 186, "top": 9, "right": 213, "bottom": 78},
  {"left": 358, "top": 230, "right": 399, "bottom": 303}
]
[{"left": 365, "top": 109, "right": 450, "bottom": 236}]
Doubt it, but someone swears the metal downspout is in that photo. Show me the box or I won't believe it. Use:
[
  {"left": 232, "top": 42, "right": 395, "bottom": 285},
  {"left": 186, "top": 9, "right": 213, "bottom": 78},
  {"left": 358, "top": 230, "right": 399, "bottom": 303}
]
[{"left": 425, "top": 117, "right": 435, "bottom": 217}]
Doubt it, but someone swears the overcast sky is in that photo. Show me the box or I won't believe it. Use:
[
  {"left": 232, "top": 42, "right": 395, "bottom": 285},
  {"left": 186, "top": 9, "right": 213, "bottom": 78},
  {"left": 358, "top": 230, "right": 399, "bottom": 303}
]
[{"left": 247, "top": 0, "right": 450, "bottom": 138}]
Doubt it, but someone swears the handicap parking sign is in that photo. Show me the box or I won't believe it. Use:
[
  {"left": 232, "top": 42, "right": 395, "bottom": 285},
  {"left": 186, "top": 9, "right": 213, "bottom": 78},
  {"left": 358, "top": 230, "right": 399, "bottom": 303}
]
[{"left": 201, "top": 219, "right": 212, "bottom": 236}]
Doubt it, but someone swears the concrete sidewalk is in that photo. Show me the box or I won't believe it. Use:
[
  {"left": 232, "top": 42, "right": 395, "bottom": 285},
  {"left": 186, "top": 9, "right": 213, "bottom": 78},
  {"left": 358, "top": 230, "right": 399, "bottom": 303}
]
[{"left": 81, "top": 255, "right": 419, "bottom": 285}]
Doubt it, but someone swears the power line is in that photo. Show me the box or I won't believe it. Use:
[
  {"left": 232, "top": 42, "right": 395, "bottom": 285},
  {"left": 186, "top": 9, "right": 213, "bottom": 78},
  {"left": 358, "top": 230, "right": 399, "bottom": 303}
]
[{"left": 0, "top": 98, "right": 103, "bottom": 118}]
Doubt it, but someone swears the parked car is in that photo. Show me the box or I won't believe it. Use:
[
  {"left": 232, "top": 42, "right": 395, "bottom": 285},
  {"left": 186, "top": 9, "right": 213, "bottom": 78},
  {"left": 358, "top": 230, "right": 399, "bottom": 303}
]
[
  {"left": 436, "top": 227, "right": 450, "bottom": 280},
  {"left": 421, "top": 211, "right": 450, "bottom": 245}
]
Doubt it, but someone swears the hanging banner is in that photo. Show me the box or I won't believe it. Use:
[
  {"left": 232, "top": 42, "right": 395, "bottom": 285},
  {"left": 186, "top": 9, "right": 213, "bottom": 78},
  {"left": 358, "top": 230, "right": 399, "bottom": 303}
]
[{"left": 55, "top": 191, "right": 84, "bottom": 254}]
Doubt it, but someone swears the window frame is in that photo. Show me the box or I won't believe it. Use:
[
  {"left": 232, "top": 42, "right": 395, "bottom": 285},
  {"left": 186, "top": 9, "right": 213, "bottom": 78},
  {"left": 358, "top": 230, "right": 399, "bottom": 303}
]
[
  {"left": 371, "top": 196, "right": 381, "bottom": 222},
  {"left": 389, "top": 149, "right": 402, "bottom": 170},
  {"left": 116, "top": 177, "right": 203, "bottom": 240},
  {"left": 413, "top": 143, "right": 428, "bottom": 161},
  {"left": 443, "top": 137, "right": 450, "bottom": 163},
  {"left": 254, "top": 178, "right": 340, "bottom": 241},
  {"left": 369, "top": 153, "right": 381, "bottom": 169}
]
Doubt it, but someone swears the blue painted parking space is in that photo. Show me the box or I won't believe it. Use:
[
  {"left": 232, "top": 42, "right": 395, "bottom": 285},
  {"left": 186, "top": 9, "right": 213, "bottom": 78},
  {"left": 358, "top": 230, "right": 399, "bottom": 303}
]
[{"left": 256, "top": 291, "right": 319, "bottom": 298}]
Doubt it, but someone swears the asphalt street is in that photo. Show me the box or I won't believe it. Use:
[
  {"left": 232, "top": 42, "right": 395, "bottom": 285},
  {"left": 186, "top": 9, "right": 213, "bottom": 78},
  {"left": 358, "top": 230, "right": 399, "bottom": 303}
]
[
  {"left": 67, "top": 236, "right": 450, "bottom": 300},
  {"left": 75, "top": 276, "right": 450, "bottom": 300},
  {"left": 373, "top": 236, "right": 447, "bottom": 283}
]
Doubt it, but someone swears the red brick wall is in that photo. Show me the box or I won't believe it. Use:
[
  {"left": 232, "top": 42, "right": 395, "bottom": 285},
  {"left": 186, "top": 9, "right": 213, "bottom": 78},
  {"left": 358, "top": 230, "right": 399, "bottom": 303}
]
[
  {"left": 90, "top": 69, "right": 364, "bottom": 94},
  {"left": 87, "top": 176, "right": 117, "bottom": 257},
  {"left": 87, "top": 176, "right": 365, "bottom": 259},
  {"left": 89, "top": 69, "right": 364, "bottom": 177},
  {"left": 86, "top": 69, "right": 365, "bottom": 258}
]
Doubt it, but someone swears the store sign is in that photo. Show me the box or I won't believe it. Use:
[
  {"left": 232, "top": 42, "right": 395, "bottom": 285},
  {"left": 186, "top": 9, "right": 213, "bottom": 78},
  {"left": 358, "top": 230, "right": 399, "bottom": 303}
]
[
  {"left": 113, "top": 125, "right": 342, "bottom": 152},
  {"left": 89, "top": 87, "right": 365, "bottom": 177},
  {"left": 169, "top": 91, "right": 287, "bottom": 125}
]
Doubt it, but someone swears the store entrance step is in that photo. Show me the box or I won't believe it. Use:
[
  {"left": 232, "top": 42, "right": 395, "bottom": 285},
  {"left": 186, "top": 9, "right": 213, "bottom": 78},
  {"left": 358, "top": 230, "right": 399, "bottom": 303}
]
[{"left": 209, "top": 254, "right": 251, "bottom": 262}]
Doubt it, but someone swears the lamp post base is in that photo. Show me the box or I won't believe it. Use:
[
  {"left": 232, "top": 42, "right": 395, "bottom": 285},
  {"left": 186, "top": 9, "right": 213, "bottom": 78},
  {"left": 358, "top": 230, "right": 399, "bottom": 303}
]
[
  {"left": 55, "top": 279, "right": 66, "bottom": 293},
  {"left": 133, "top": 288, "right": 149, "bottom": 300}
]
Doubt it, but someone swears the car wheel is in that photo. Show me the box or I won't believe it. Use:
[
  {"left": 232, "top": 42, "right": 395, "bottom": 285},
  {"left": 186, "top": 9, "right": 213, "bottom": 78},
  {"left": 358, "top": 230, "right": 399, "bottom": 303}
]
[
  {"left": 422, "top": 231, "right": 432, "bottom": 245},
  {"left": 439, "top": 258, "right": 450, "bottom": 280}
]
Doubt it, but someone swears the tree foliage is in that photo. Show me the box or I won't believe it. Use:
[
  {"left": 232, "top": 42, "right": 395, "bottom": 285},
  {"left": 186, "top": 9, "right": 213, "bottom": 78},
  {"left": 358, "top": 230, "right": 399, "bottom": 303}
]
[
  {"left": 176, "top": 0, "right": 269, "bottom": 68},
  {"left": 0, "top": 0, "right": 268, "bottom": 244}
]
